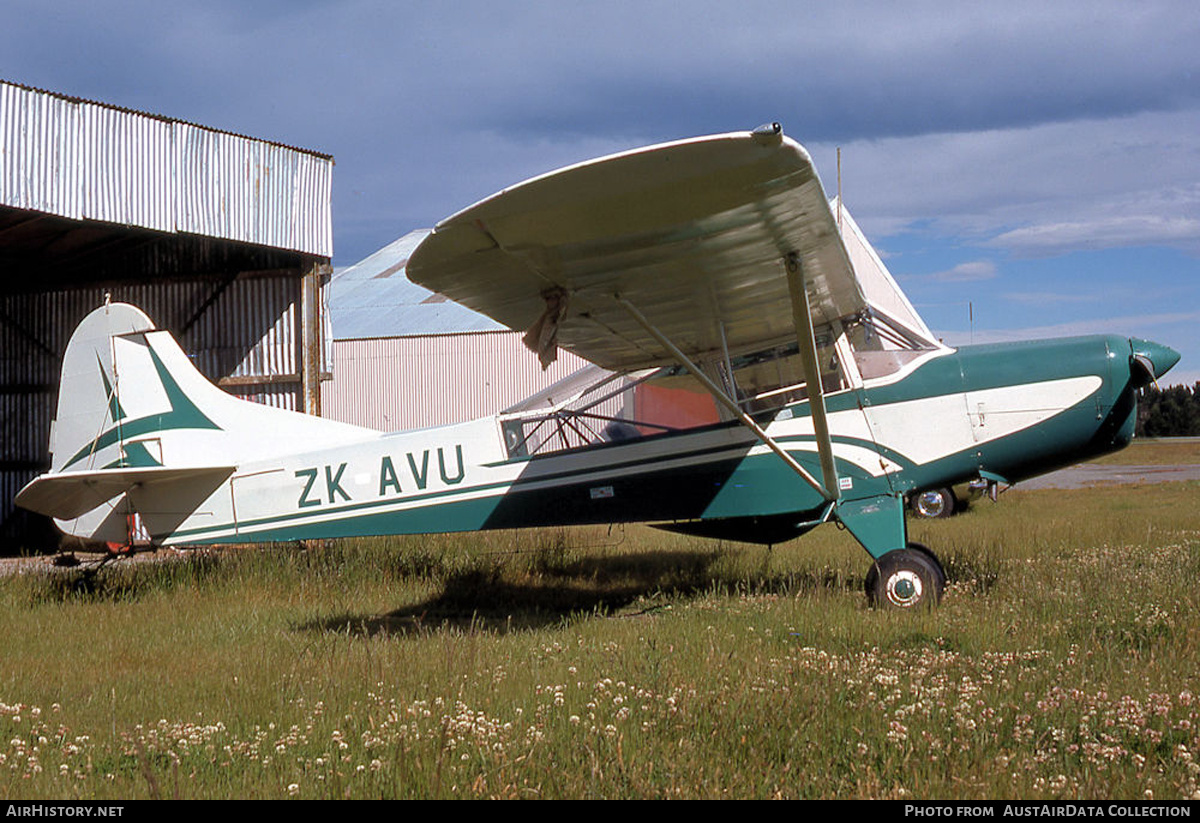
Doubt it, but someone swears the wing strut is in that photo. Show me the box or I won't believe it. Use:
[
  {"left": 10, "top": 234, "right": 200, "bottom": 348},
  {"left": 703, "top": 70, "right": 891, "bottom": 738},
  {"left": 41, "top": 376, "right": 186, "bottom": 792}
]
[
  {"left": 785, "top": 252, "right": 840, "bottom": 497},
  {"left": 615, "top": 296, "right": 838, "bottom": 502}
]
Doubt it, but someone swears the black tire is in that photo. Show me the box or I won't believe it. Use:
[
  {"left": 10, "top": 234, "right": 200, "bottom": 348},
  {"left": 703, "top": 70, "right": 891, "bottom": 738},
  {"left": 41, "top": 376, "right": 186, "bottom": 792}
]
[
  {"left": 865, "top": 547, "right": 945, "bottom": 610},
  {"left": 910, "top": 487, "right": 955, "bottom": 519},
  {"left": 904, "top": 541, "right": 947, "bottom": 596}
]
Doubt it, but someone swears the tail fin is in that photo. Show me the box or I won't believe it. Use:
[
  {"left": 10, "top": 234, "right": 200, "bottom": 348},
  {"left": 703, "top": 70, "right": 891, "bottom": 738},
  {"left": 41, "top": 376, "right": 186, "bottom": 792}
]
[
  {"left": 50, "top": 303, "right": 158, "bottom": 473},
  {"left": 17, "top": 302, "right": 376, "bottom": 543}
]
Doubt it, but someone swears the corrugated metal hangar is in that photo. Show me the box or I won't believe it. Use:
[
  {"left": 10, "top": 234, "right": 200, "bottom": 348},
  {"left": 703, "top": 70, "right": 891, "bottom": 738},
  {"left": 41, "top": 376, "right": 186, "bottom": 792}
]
[{"left": 0, "top": 80, "right": 334, "bottom": 550}]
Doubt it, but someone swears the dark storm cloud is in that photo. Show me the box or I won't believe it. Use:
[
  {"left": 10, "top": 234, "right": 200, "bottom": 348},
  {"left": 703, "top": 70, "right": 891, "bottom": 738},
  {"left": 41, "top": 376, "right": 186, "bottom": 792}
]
[
  {"left": 9, "top": 2, "right": 1198, "bottom": 144},
  {"left": 3, "top": 0, "right": 1199, "bottom": 263},
  {"left": 460, "top": 2, "right": 1200, "bottom": 143}
]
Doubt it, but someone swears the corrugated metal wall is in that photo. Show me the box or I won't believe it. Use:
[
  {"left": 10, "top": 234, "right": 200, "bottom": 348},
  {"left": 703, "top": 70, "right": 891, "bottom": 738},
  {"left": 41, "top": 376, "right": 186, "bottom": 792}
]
[
  {"left": 183, "top": 276, "right": 301, "bottom": 384},
  {"left": 1, "top": 81, "right": 332, "bottom": 257},
  {"left": 0, "top": 275, "right": 321, "bottom": 546},
  {"left": 322, "top": 332, "right": 602, "bottom": 431},
  {"left": 0, "top": 80, "right": 337, "bottom": 548}
]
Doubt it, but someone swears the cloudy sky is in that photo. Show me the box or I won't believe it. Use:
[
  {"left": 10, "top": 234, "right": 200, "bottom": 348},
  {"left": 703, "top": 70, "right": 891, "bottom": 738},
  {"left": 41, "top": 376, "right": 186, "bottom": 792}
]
[{"left": 4, "top": 1, "right": 1198, "bottom": 383}]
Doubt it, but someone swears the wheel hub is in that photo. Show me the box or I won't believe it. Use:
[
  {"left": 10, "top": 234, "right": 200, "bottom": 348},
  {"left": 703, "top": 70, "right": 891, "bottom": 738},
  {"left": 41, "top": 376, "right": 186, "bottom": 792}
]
[
  {"left": 915, "top": 491, "right": 946, "bottom": 517},
  {"left": 885, "top": 570, "right": 924, "bottom": 607}
]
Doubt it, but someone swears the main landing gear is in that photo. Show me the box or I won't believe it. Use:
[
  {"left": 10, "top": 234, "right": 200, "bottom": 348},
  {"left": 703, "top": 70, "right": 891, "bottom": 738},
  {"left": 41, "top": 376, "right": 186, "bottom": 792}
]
[
  {"left": 865, "top": 543, "right": 946, "bottom": 610},
  {"left": 837, "top": 494, "right": 947, "bottom": 609}
]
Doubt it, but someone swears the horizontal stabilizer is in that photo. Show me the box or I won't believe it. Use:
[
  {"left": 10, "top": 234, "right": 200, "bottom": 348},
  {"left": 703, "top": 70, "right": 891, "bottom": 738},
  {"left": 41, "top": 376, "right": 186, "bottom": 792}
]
[{"left": 16, "top": 466, "right": 235, "bottom": 520}]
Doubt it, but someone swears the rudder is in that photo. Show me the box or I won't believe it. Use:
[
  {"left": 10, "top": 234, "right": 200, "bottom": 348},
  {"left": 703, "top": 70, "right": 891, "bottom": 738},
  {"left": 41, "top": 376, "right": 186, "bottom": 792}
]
[{"left": 19, "top": 302, "right": 379, "bottom": 544}]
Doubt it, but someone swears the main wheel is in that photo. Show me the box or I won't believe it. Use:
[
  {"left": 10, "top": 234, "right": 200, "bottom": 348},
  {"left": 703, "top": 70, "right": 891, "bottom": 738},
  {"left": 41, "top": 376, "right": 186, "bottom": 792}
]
[
  {"left": 865, "top": 547, "right": 945, "bottom": 609},
  {"left": 911, "top": 487, "right": 955, "bottom": 518},
  {"left": 905, "top": 541, "right": 947, "bottom": 595}
]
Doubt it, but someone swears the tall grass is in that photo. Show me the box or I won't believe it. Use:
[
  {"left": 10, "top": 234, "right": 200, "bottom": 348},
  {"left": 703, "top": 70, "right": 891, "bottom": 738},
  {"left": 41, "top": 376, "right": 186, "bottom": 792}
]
[{"left": 2, "top": 479, "right": 1199, "bottom": 799}]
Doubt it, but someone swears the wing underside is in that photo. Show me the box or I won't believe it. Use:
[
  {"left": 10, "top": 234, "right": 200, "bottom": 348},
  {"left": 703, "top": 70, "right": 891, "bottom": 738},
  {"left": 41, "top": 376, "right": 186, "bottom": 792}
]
[{"left": 407, "top": 127, "right": 867, "bottom": 372}]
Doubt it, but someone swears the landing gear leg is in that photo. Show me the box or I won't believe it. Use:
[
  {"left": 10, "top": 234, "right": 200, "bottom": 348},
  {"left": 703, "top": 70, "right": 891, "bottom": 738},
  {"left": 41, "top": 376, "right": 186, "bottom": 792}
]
[{"left": 837, "top": 493, "right": 946, "bottom": 609}]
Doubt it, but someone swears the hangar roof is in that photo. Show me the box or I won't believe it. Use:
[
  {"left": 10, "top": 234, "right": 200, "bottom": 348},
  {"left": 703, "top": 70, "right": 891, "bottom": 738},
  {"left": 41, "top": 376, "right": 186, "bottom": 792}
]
[
  {"left": 329, "top": 229, "right": 504, "bottom": 340},
  {"left": 0, "top": 79, "right": 332, "bottom": 261}
]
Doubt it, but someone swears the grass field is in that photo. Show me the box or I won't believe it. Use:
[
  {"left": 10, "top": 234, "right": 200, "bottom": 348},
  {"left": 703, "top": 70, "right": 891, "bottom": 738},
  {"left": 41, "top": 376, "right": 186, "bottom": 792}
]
[
  {"left": 1088, "top": 438, "right": 1200, "bottom": 465},
  {"left": 2, "top": 454, "right": 1199, "bottom": 798}
]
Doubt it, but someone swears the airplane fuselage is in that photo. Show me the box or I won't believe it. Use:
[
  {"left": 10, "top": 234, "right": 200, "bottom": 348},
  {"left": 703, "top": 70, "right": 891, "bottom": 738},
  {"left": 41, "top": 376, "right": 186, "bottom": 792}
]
[{"left": 156, "top": 334, "right": 1144, "bottom": 550}]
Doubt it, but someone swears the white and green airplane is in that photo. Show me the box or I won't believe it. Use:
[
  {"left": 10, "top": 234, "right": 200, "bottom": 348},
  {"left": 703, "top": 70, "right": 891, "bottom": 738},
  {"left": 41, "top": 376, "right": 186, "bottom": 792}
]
[{"left": 15, "top": 125, "right": 1179, "bottom": 609}]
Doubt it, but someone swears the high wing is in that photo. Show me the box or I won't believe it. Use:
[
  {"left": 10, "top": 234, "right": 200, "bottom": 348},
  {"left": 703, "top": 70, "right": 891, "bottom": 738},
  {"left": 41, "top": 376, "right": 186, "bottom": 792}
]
[
  {"left": 409, "top": 124, "right": 869, "bottom": 500},
  {"left": 406, "top": 125, "right": 866, "bottom": 373}
]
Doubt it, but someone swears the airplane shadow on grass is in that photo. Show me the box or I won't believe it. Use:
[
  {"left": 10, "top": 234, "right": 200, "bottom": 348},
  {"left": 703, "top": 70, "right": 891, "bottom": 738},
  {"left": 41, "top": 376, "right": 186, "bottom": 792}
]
[{"left": 296, "top": 549, "right": 865, "bottom": 638}]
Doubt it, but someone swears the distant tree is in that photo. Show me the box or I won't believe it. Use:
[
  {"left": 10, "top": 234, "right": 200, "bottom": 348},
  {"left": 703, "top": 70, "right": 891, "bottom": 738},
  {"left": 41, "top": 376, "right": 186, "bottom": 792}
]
[{"left": 1137, "top": 383, "right": 1200, "bottom": 437}]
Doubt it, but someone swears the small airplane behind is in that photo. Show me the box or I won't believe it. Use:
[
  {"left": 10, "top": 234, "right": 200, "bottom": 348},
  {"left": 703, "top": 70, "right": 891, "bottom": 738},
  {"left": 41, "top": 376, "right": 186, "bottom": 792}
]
[{"left": 15, "top": 124, "right": 1179, "bottom": 609}]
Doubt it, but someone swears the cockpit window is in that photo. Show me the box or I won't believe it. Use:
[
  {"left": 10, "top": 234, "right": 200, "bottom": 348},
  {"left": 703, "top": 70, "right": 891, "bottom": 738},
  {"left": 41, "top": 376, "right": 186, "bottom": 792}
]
[
  {"left": 498, "top": 310, "right": 941, "bottom": 460},
  {"left": 844, "top": 310, "right": 943, "bottom": 382}
]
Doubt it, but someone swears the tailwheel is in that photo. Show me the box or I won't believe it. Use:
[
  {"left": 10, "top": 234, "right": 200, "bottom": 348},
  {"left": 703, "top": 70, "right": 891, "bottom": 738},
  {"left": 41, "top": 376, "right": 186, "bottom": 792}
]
[{"left": 865, "top": 545, "right": 946, "bottom": 610}]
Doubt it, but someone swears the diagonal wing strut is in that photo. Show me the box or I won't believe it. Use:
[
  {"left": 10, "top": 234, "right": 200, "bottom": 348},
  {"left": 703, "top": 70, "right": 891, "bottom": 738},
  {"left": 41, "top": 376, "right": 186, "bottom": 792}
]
[
  {"left": 616, "top": 275, "right": 839, "bottom": 502},
  {"left": 784, "top": 252, "right": 840, "bottom": 497}
]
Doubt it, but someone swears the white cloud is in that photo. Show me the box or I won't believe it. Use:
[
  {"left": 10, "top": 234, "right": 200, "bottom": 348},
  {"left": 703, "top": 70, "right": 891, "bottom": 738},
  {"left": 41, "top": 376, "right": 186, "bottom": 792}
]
[
  {"left": 926, "top": 261, "right": 997, "bottom": 282},
  {"left": 986, "top": 216, "right": 1200, "bottom": 257},
  {"left": 935, "top": 310, "right": 1200, "bottom": 347},
  {"left": 810, "top": 109, "right": 1200, "bottom": 258},
  {"left": 1003, "top": 291, "right": 1100, "bottom": 305}
]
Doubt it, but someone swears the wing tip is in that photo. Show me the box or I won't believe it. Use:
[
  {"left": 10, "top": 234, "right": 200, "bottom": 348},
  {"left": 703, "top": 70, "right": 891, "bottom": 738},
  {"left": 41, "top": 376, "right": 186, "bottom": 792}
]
[{"left": 751, "top": 121, "right": 783, "bottom": 147}]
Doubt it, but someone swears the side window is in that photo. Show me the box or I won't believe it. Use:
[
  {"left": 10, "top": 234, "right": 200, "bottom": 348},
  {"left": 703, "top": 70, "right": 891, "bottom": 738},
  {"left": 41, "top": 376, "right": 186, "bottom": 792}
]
[
  {"left": 845, "top": 315, "right": 941, "bottom": 381},
  {"left": 735, "top": 329, "right": 848, "bottom": 415}
]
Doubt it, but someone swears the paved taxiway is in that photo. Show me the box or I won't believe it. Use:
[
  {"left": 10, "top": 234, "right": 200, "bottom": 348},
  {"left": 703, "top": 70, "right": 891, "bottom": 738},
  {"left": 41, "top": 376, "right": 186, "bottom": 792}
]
[{"left": 1016, "top": 463, "right": 1200, "bottom": 490}]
